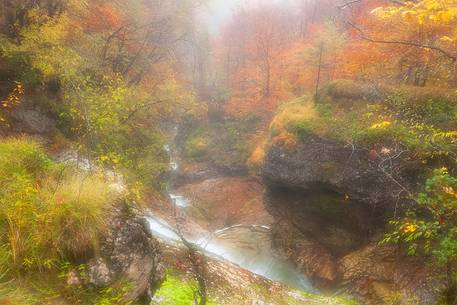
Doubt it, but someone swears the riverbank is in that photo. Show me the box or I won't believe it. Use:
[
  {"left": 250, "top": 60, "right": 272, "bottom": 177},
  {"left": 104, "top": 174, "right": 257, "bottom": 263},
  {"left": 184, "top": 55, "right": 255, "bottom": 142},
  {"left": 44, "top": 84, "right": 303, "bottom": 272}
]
[{"left": 152, "top": 241, "right": 360, "bottom": 305}]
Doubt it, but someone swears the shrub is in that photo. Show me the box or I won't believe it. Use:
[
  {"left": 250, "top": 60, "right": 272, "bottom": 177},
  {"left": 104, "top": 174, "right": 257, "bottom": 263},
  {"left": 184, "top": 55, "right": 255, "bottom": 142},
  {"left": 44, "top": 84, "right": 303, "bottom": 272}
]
[
  {"left": 0, "top": 138, "right": 115, "bottom": 272},
  {"left": 210, "top": 119, "right": 256, "bottom": 171},
  {"left": 383, "top": 168, "right": 457, "bottom": 303},
  {"left": 181, "top": 116, "right": 257, "bottom": 171},
  {"left": 270, "top": 82, "right": 457, "bottom": 168}
]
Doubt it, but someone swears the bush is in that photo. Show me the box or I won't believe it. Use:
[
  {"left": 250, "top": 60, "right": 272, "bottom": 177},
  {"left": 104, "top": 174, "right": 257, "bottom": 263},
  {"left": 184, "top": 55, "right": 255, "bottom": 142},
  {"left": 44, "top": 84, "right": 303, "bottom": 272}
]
[
  {"left": 181, "top": 116, "right": 258, "bottom": 171},
  {"left": 270, "top": 97, "right": 316, "bottom": 137},
  {"left": 383, "top": 168, "right": 457, "bottom": 303},
  {"left": 0, "top": 138, "right": 116, "bottom": 272}
]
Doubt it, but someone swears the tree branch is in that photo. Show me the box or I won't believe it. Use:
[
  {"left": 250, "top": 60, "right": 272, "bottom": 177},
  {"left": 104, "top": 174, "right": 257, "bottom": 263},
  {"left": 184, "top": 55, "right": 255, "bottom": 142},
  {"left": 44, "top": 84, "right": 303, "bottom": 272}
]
[
  {"left": 121, "top": 99, "right": 169, "bottom": 124},
  {"left": 347, "top": 21, "right": 457, "bottom": 62},
  {"left": 337, "top": 0, "right": 363, "bottom": 10},
  {"left": 337, "top": 0, "right": 406, "bottom": 10}
]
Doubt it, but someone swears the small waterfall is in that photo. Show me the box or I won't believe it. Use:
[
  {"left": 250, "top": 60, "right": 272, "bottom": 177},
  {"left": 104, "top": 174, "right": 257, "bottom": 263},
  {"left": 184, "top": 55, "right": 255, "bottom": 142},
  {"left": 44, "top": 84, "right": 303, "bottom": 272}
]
[
  {"left": 145, "top": 132, "right": 315, "bottom": 293},
  {"left": 169, "top": 194, "right": 190, "bottom": 208},
  {"left": 145, "top": 215, "right": 315, "bottom": 292}
]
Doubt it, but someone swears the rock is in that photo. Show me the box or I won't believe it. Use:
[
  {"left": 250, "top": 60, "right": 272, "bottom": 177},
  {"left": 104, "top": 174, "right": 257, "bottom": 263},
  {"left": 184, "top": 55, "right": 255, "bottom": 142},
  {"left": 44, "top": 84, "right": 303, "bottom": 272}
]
[
  {"left": 10, "top": 105, "right": 56, "bottom": 135},
  {"left": 176, "top": 177, "right": 272, "bottom": 231},
  {"left": 271, "top": 220, "right": 338, "bottom": 287},
  {"left": 262, "top": 134, "right": 418, "bottom": 212},
  {"left": 339, "top": 244, "right": 446, "bottom": 305},
  {"left": 261, "top": 135, "right": 442, "bottom": 304},
  {"left": 67, "top": 270, "right": 82, "bottom": 286},
  {"left": 87, "top": 258, "right": 113, "bottom": 287},
  {"left": 265, "top": 186, "right": 372, "bottom": 257},
  {"left": 89, "top": 202, "right": 165, "bottom": 302},
  {"left": 174, "top": 160, "right": 221, "bottom": 187}
]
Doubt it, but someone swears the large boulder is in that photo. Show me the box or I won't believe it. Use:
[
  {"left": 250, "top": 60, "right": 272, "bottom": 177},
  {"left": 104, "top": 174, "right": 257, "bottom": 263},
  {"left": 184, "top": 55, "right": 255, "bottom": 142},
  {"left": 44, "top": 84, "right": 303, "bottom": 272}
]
[
  {"left": 262, "top": 134, "right": 418, "bottom": 212},
  {"left": 85, "top": 202, "right": 165, "bottom": 303},
  {"left": 271, "top": 220, "right": 338, "bottom": 287}
]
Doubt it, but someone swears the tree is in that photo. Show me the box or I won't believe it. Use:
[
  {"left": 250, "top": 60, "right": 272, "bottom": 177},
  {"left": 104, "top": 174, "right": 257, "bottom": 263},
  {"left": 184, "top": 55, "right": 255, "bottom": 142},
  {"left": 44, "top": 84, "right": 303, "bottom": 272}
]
[
  {"left": 303, "top": 22, "right": 346, "bottom": 96},
  {"left": 345, "top": 0, "right": 457, "bottom": 86}
]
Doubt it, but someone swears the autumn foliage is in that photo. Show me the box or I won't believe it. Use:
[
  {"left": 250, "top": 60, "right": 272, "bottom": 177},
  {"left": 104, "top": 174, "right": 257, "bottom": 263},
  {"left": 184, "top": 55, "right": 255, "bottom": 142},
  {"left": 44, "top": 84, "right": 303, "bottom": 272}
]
[
  {"left": 84, "top": 2, "right": 124, "bottom": 32},
  {"left": 214, "top": 0, "right": 457, "bottom": 120}
]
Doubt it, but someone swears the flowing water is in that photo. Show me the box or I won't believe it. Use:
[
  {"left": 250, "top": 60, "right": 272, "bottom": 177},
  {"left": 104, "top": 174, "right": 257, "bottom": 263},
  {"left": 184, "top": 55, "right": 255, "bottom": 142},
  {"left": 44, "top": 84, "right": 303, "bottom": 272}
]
[
  {"left": 56, "top": 147, "right": 315, "bottom": 292},
  {"left": 145, "top": 214, "right": 315, "bottom": 292},
  {"left": 144, "top": 143, "right": 315, "bottom": 293},
  {"left": 57, "top": 146, "right": 314, "bottom": 292}
]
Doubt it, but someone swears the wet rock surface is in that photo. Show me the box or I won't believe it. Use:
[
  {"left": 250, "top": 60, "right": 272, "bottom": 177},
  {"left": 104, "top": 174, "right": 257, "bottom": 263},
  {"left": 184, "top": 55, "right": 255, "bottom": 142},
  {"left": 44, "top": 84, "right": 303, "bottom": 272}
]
[
  {"left": 339, "top": 243, "right": 445, "bottom": 304},
  {"left": 174, "top": 160, "right": 221, "bottom": 187},
  {"left": 271, "top": 221, "right": 338, "bottom": 288},
  {"left": 155, "top": 243, "right": 355, "bottom": 305},
  {"left": 176, "top": 176, "right": 273, "bottom": 230},
  {"left": 262, "top": 135, "right": 443, "bottom": 304}
]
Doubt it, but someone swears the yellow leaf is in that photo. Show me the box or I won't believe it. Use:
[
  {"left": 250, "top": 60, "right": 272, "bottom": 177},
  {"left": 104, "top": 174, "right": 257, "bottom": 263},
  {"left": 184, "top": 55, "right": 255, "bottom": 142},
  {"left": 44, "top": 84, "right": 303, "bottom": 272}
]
[
  {"left": 370, "top": 121, "right": 391, "bottom": 129},
  {"left": 441, "top": 36, "right": 454, "bottom": 42}
]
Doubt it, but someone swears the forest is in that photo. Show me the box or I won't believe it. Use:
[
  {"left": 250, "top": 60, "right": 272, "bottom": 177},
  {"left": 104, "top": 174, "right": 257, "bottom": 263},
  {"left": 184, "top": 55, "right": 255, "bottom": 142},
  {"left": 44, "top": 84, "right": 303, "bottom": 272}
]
[{"left": 0, "top": 0, "right": 456, "bottom": 304}]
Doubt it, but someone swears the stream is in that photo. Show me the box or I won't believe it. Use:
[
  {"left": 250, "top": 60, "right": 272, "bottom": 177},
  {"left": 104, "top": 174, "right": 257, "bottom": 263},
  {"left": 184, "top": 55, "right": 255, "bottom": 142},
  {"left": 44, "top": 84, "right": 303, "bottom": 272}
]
[
  {"left": 145, "top": 144, "right": 315, "bottom": 293},
  {"left": 56, "top": 146, "right": 315, "bottom": 293}
]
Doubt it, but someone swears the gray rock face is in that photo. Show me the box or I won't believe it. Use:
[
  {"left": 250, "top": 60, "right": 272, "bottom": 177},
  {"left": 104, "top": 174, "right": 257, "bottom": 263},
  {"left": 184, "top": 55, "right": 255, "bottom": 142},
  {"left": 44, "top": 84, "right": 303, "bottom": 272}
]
[
  {"left": 262, "top": 134, "right": 417, "bottom": 211},
  {"left": 339, "top": 244, "right": 445, "bottom": 305},
  {"left": 86, "top": 203, "right": 165, "bottom": 302},
  {"left": 10, "top": 105, "right": 56, "bottom": 135},
  {"left": 261, "top": 135, "right": 442, "bottom": 304}
]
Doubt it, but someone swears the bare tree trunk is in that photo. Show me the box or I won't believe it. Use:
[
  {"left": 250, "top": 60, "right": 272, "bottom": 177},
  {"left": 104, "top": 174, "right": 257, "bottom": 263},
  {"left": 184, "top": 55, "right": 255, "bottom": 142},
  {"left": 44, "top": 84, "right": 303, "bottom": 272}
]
[
  {"left": 172, "top": 202, "right": 207, "bottom": 305},
  {"left": 264, "top": 62, "right": 271, "bottom": 97},
  {"left": 315, "top": 43, "right": 324, "bottom": 98}
]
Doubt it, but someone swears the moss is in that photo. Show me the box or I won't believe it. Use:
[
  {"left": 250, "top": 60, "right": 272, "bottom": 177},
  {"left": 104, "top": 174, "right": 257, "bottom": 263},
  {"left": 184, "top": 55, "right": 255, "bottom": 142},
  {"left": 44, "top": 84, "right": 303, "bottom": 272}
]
[
  {"left": 291, "top": 120, "right": 314, "bottom": 138},
  {"left": 153, "top": 271, "right": 216, "bottom": 305},
  {"left": 318, "top": 80, "right": 457, "bottom": 129},
  {"left": 317, "top": 79, "right": 388, "bottom": 104},
  {"left": 210, "top": 120, "right": 252, "bottom": 170}
]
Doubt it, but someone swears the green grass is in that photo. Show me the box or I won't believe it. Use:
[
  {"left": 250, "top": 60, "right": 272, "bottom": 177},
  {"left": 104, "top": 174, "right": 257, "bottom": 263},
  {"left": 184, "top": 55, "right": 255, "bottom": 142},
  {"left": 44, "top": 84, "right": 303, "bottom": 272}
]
[
  {"left": 0, "top": 138, "right": 144, "bottom": 304},
  {"left": 0, "top": 272, "right": 141, "bottom": 305},
  {"left": 0, "top": 137, "right": 116, "bottom": 273}
]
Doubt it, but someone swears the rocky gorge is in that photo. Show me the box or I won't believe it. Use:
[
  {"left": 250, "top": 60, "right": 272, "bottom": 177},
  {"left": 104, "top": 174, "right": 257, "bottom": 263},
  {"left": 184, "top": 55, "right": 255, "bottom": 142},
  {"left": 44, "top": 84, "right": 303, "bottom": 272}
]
[
  {"left": 3, "top": 83, "right": 450, "bottom": 305},
  {"left": 261, "top": 131, "right": 444, "bottom": 304}
]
